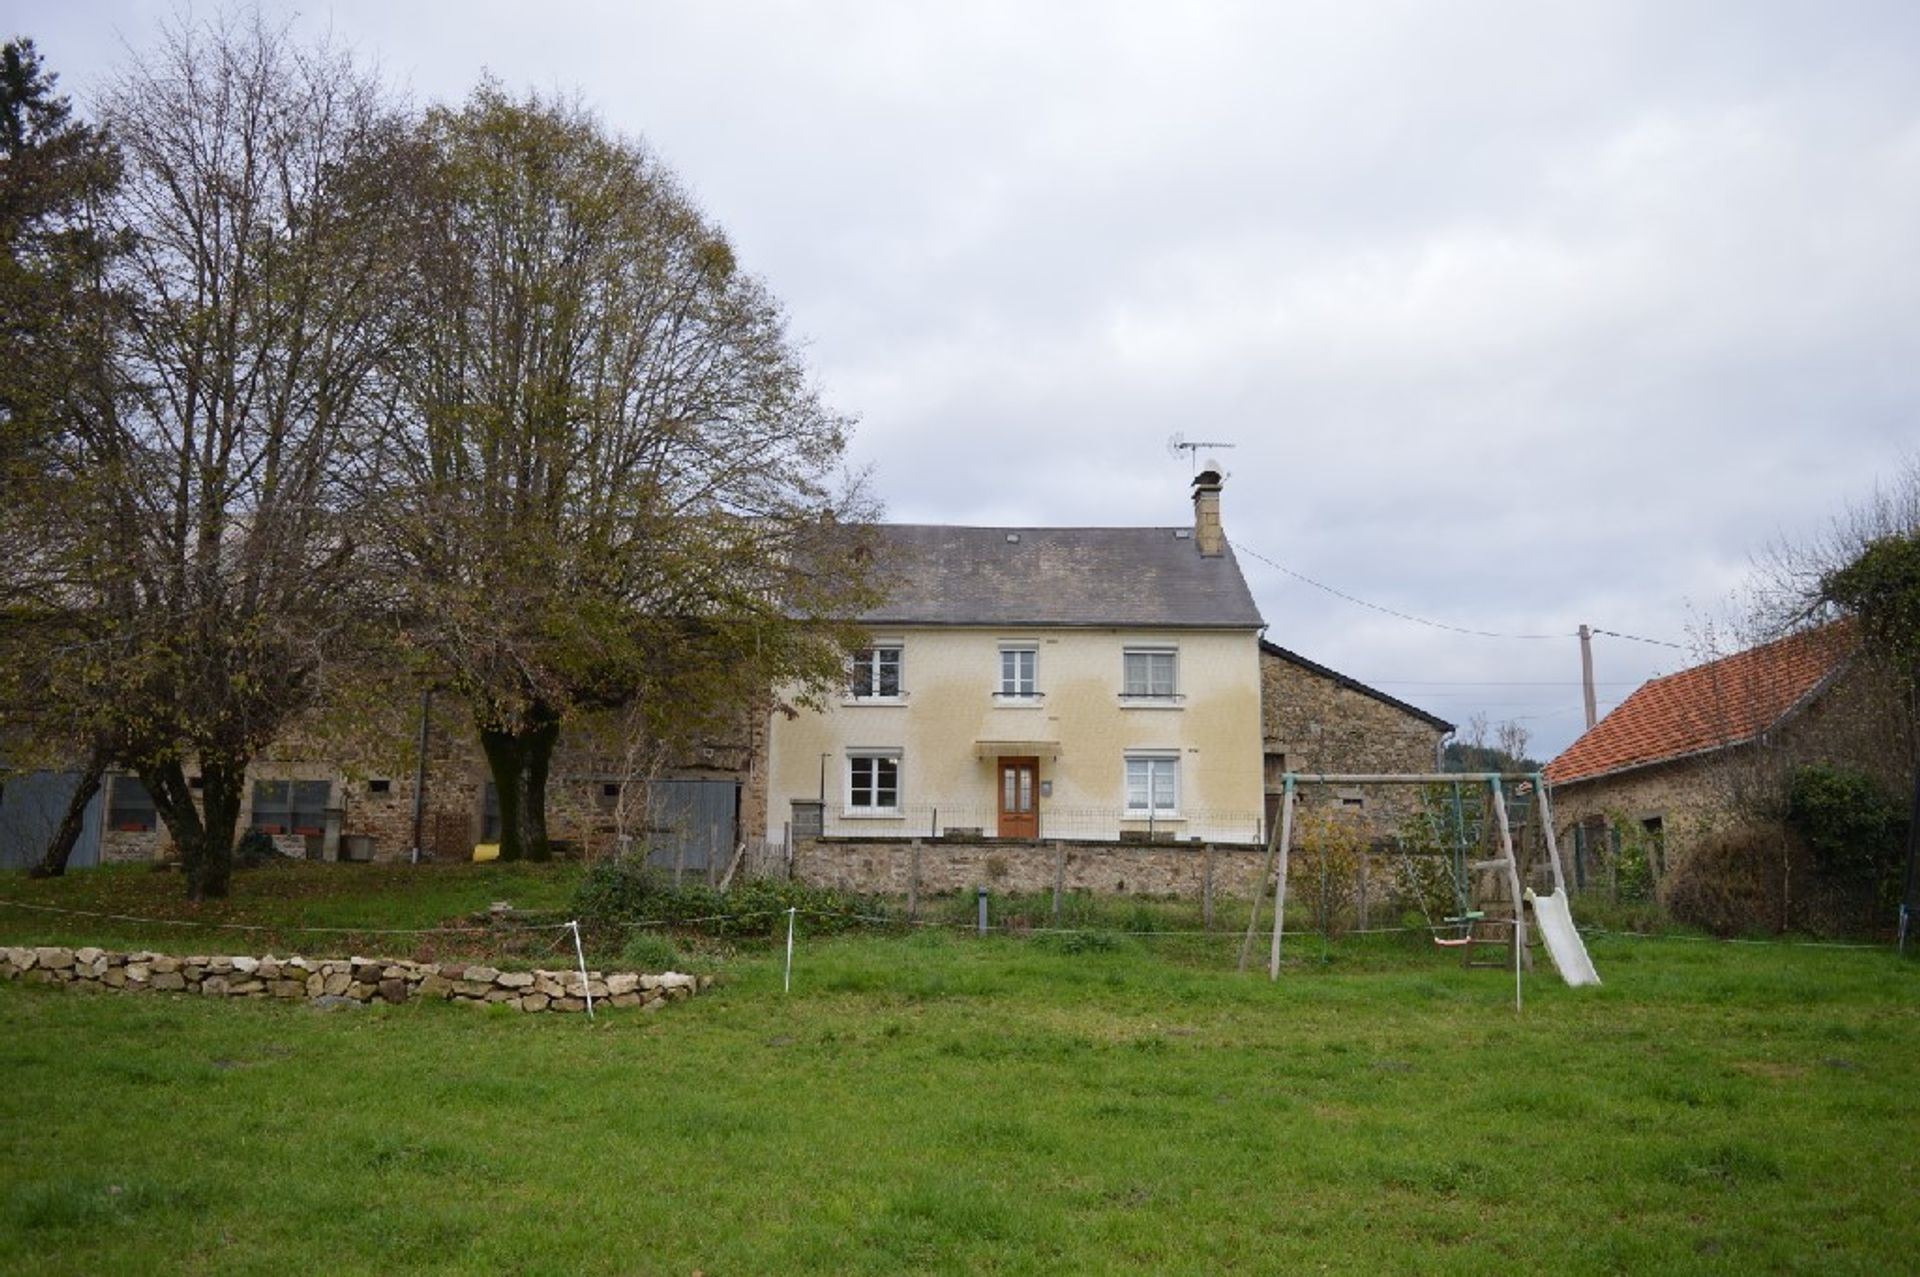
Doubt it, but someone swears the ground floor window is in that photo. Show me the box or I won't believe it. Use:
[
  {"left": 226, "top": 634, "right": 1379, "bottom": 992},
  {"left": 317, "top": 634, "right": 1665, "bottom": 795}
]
[
  {"left": 1124, "top": 754, "right": 1179, "bottom": 815},
  {"left": 482, "top": 782, "right": 500, "bottom": 842},
  {"left": 848, "top": 752, "right": 901, "bottom": 813},
  {"left": 107, "top": 776, "right": 157, "bottom": 832},
  {"left": 251, "top": 779, "right": 331, "bottom": 836}
]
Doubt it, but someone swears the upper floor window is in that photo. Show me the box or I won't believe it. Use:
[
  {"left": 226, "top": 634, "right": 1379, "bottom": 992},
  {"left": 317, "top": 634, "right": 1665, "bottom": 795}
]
[
  {"left": 849, "top": 646, "right": 902, "bottom": 699},
  {"left": 1123, "top": 647, "right": 1178, "bottom": 699},
  {"left": 998, "top": 646, "right": 1037, "bottom": 698}
]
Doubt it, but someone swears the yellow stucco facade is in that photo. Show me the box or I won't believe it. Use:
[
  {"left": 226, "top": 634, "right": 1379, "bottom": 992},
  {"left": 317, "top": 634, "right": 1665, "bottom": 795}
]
[{"left": 768, "top": 626, "right": 1265, "bottom": 845}]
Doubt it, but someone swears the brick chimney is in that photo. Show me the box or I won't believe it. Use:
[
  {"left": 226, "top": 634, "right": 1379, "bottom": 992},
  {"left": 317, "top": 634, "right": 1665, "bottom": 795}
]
[{"left": 1191, "top": 464, "right": 1225, "bottom": 557}]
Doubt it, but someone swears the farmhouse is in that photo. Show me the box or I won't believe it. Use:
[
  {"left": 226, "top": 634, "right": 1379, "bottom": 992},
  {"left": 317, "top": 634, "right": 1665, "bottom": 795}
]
[
  {"left": 5, "top": 469, "right": 1455, "bottom": 885},
  {"left": 768, "top": 469, "right": 1268, "bottom": 847}
]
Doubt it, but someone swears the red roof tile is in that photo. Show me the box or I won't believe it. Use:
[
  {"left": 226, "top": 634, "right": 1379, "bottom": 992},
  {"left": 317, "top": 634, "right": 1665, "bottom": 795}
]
[{"left": 1546, "top": 622, "right": 1855, "bottom": 785}]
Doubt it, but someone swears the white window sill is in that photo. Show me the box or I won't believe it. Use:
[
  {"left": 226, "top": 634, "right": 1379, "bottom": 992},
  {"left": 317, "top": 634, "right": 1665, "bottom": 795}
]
[
  {"left": 992, "top": 696, "right": 1045, "bottom": 709},
  {"left": 841, "top": 696, "right": 908, "bottom": 708},
  {"left": 842, "top": 809, "right": 904, "bottom": 819},
  {"left": 1121, "top": 813, "right": 1184, "bottom": 823},
  {"left": 1118, "top": 697, "right": 1184, "bottom": 710}
]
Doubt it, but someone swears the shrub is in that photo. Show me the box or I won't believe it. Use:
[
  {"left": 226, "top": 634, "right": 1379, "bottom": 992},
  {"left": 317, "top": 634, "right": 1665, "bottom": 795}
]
[
  {"left": 620, "top": 932, "right": 679, "bottom": 971},
  {"left": 1664, "top": 827, "right": 1786, "bottom": 937},
  {"left": 1031, "top": 929, "right": 1125, "bottom": 955},
  {"left": 1387, "top": 851, "right": 1459, "bottom": 931},
  {"left": 1289, "top": 807, "right": 1368, "bottom": 937},
  {"left": 232, "top": 830, "right": 283, "bottom": 869},
  {"left": 1610, "top": 818, "right": 1659, "bottom": 903},
  {"left": 1786, "top": 764, "right": 1907, "bottom": 899},
  {"left": 570, "top": 858, "right": 889, "bottom": 940}
]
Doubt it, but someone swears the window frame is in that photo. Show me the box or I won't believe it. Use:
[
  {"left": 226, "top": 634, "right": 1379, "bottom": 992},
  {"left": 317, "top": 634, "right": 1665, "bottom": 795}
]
[
  {"left": 846, "top": 749, "right": 903, "bottom": 816},
  {"left": 251, "top": 778, "right": 332, "bottom": 837},
  {"left": 1121, "top": 646, "right": 1181, "bottom": 703},
  {"left": 107, "top": 775, "right": 158, "bottom": 833},
  {"left": 1123, "top": 752, "right": 1181, "bottom": 817},
  {"left": 996, "top": 643, "right": 1039, "bottom": 700},
  {"left": 848, "top": 643, "right": 905, "bottom": 701},
  {"left": 481, "top": 781, "right": 501, "bottom": 843}
]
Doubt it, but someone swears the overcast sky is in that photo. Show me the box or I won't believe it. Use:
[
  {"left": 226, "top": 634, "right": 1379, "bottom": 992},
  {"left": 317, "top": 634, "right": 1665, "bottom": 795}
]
[{"left": 20, "top": 2, "right": 1920, "bottom": 757}]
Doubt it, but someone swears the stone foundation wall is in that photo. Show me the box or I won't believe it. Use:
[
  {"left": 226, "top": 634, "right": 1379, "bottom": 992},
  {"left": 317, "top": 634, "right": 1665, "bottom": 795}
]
[
  {"left": 793, "top": 837, "right": 1271, "bottom": 899},
  {"left": 0, "top": 946, "right": 704, "bottom": 1014}
]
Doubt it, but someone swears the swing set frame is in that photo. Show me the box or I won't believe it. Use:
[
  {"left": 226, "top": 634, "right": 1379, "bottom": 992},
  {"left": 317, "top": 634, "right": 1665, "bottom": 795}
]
[{"left": 1244, "top": 771, "right": 1578, "bottom": 1012}]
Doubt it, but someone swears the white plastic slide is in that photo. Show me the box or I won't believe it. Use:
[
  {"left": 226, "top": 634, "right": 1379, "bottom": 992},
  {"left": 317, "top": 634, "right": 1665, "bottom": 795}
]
[{"left": 1525, "top": 889, "right": 1601, "bottom": 987}]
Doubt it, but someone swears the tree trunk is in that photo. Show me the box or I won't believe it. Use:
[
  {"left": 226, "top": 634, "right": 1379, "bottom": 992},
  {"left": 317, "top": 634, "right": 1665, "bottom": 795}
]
[
  {"left": 30, "top": 747, "right": 110, "bottom": 878},
  {"left": 478, "top": 700, "right": 561, "bottom": 862},
  {"left": 1900, "top": 761, "right": 1919, "bottom": 954},
  {"left": 145, "top": 757, "right": 243, "bottom": 901}
]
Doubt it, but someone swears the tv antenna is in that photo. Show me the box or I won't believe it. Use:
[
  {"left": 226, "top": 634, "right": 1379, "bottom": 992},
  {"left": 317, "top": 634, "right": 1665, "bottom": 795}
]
[{"left": 1167, "top": 431, "right": 1237, "bottom": 474}]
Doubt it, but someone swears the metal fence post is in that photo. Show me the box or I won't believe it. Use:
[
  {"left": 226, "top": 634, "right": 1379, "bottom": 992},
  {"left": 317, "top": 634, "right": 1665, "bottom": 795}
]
[{"left": 1052, "top": 841, "right": 1066, "bottom": 919}]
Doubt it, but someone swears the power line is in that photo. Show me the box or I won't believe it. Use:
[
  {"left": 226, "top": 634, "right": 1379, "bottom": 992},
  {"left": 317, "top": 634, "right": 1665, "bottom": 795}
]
[
  {"left": 1363, "top": 679, "right": 1642, "bottom": 687},
  {"left": 1229, "top": 538, "right": 1689, "bottom": 651},
  {"left": 1589, "top": 627, "right": 1687, "bottom": 650},
  {"left": 1230, "top": 539, "right": 1567, "bottom": 640}
]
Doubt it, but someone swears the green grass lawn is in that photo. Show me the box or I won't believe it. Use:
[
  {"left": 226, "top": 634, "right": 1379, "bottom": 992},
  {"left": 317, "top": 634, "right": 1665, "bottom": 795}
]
[
  {"left": 2, "top": 864, "right": 1917, "bottom": 1274},
  {"left": 0, "top": 860, "right": 589, "bottom": 965}
]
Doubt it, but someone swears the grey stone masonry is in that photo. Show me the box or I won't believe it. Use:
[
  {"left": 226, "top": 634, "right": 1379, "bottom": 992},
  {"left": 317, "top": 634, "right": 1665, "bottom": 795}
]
[{"left": 0, "top": 946, "right": 705, "bottom": 1013}]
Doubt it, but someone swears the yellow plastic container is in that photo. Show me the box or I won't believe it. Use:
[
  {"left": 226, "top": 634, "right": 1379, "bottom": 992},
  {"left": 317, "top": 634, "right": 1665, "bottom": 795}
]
[{"left": 471, "top": 842, "right": 500, "bottom": 863}]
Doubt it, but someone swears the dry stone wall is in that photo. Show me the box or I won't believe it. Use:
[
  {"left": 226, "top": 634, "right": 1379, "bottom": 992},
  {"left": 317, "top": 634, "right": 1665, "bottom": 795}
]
[{"left": 0, "top": 945, "right": 703, "bottom": 1013}]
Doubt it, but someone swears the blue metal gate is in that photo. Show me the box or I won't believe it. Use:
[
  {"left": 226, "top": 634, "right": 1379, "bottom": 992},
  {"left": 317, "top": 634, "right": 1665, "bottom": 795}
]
[{"left": 0, "top": 772, "right": 104, "bottom": 871}]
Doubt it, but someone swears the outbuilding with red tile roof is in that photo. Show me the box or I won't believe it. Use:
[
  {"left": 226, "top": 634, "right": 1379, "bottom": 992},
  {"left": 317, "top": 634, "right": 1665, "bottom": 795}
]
[{"left": 1545, "top": 621, "right": 1912, "bottom": 903}]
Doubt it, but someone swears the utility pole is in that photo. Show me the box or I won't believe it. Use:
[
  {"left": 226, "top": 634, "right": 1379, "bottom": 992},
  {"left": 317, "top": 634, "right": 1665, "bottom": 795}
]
[{"left": 1578, "top": 624, "right": 1598, "bottom": 731}]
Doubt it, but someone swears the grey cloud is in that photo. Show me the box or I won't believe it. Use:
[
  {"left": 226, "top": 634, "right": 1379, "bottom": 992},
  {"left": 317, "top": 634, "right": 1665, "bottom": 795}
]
[{"left": 27, "top": 0, "right": 1920, "bottom": 755}]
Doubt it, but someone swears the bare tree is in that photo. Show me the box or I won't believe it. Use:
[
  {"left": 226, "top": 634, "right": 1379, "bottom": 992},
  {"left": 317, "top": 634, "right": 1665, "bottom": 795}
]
[
  {"left": 3, "top": 15, "right": 405, "bottom": 898},
  {"left": 371, "top": 84, "right": 878, "bottom": 861}
]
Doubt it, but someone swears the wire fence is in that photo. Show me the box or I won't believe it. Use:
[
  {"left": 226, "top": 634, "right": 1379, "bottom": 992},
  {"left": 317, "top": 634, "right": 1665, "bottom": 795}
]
[
  {"left": 1, "top": 890, "right": 1897, "bottom": 969},
  {"left": 812, "top": 802, "right": 1266, "bottom": 846}
]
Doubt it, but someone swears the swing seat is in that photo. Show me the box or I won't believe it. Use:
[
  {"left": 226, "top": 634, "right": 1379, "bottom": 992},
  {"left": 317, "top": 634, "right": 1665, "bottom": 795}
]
[{"left": 1433, "top": 911, "right": 1485, "bottom": 948}]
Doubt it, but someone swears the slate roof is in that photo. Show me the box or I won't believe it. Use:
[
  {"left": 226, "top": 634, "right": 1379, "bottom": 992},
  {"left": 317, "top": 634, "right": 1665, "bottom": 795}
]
[
  {"left": 1545, "top": 622, "right": 1856, "bottom": 786},
  {"left": 858, "top": 525, "right": 1265, "bottom": 629},
  {"left": 1258, "top": 640, "right": 1455, "bottom": 732}
]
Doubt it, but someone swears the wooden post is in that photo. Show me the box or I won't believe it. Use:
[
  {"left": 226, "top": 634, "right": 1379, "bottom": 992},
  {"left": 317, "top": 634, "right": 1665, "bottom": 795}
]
[
  {"left": 1239, "top": 786, "right": 1285, "bottom": 972},
  {"left": 1202, "top": 842, "right": 1216, "bottom": 930},
  {"left": 1356, "top": 851, "right": 1369, "bottom": 931},
  {"left": 707, "top": 823, "right": 719, "bottom": 887},
  {"left": 673, "top": 838, "right": 685, "bottom": 889},
  {"left": 1269, "top": 778, "right": 1297, "bottom": 980},
  {"left": 1051, "top": 841, "right": 1065, "bottom": 919},
  {"left": 1579, "top": 623, "right": 1598, "bottom": 730},
  {"left": 1490, "top": 777, "right": 1530, "bottom": 1010},
  {"left": 1534, "top": 775, "right": 1569, "bottom": 896},
  {"left": 909, "top": 839, "right": 922, "bottom": 921}
]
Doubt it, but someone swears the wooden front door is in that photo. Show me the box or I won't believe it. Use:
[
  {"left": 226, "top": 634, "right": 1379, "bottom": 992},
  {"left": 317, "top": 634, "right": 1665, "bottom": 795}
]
[{"left": 997, "top": 757, "right": 1039, "bottom": 839}]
